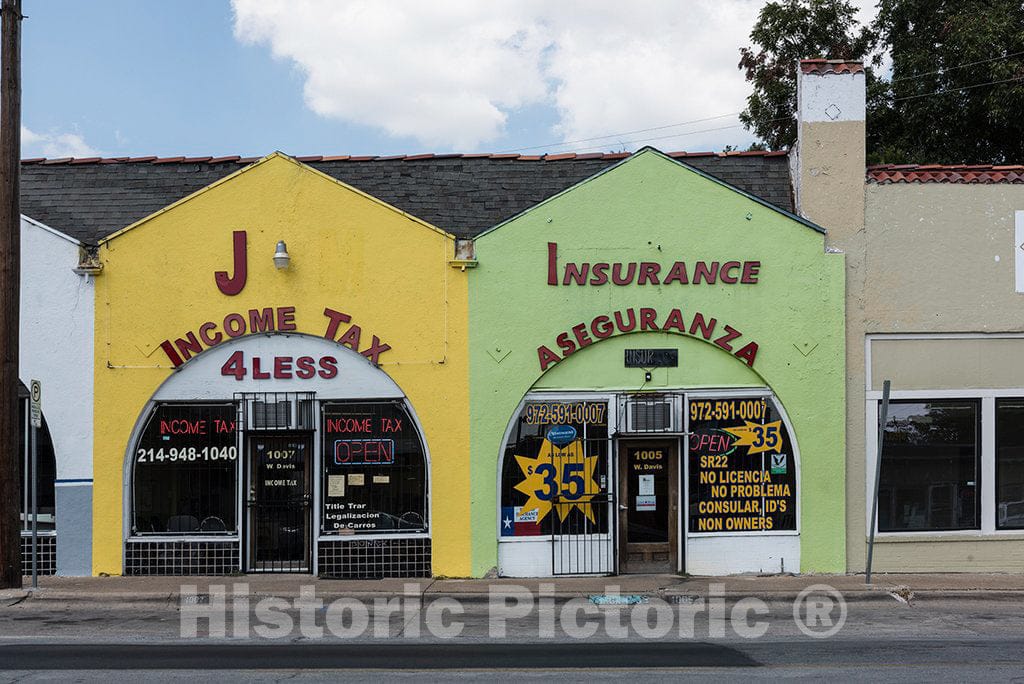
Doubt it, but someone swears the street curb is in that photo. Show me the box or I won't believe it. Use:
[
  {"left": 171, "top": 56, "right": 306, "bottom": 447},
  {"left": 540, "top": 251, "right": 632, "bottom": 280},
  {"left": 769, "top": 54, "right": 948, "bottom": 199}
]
[
  {"left": 17, "top": 588, "right": 1024, "bottom": 606},
  {"left": 1, "top": 590, "right": 30, "bottom": 605}
]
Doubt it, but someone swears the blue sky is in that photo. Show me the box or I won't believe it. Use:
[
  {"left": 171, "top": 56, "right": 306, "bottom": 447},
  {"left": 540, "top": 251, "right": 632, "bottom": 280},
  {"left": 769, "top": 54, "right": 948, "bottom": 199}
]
[
  {"left": 21, "top": 1, "right": 875, "bottom": 160},
  {"left": 24, "top": 0, "right": 411, "bottom": 158}
]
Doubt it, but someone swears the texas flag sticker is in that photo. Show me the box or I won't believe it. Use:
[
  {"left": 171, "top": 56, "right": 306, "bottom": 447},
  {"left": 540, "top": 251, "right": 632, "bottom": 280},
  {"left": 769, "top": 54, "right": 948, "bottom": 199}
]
[{"left": 501, "top": 506, "right": 543, "bottom": 536}]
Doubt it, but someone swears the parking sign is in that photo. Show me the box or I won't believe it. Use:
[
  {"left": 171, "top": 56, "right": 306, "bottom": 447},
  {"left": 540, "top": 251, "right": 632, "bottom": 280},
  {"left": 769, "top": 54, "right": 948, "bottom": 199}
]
[{"left": 30, "top": 379, "right": 41, "bottom": 428}]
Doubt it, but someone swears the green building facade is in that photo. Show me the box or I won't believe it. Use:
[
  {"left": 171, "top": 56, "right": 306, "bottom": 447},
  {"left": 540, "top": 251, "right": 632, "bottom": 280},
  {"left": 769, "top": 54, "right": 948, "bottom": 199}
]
[{"left": 469, "top": 149, "right": 846, "bottom": 576}]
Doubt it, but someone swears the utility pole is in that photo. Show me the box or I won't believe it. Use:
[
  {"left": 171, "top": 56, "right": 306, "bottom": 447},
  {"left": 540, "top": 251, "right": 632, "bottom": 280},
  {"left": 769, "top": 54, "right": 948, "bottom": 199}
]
[{"left": 0, "top": 0, "right": 22, "bottom": 589}]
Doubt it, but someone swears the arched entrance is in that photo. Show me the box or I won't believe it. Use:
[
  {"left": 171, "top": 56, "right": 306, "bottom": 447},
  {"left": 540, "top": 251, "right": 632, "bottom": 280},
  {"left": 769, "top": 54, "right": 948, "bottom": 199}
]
[
  {"left": 122, "top": 333, "right": 431, "bottom": 577},
  {"left": 495, "top": 333, "right": 801, "bottom": 577},
  {"left": 18, "top": 381, "right": 57, "bottom": 575}
]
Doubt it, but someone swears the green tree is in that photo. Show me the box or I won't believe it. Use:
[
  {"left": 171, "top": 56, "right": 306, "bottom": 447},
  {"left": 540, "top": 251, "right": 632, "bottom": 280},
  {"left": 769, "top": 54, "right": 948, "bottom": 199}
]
[
  {"left": 723, "top": 142, "right": 769, "bottom": 152},
  {"left": 869, "top": 0, "right": 1024, "bottom": 164},
  {"left": 739, "top": 0, "right": 873, "bottom": 149}
]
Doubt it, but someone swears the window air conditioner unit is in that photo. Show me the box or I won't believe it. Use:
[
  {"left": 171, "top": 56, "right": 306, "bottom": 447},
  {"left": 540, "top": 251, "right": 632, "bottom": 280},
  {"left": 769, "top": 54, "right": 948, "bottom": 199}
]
[
  {"left": 618, "top": 394, "right": 683, "bottom": 434},
  {"left": 245, "top": 394, "right": 314, "bottom": 431}
]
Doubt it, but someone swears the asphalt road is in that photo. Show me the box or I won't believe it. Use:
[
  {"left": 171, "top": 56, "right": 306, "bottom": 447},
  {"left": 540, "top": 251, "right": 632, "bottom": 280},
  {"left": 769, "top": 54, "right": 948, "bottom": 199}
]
[
  {"left": 1, "top": 638, "right": 1023, "bottom": 681},
  {"left": 2, "top": 596, "right": 1023, "bottom": 681}
]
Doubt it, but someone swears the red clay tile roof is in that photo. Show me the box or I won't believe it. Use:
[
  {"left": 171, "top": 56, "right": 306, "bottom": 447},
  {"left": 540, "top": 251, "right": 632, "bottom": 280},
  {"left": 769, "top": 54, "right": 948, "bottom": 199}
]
[
  {"left": 19, "top": 149, "right": 788, "bottom": 166},
  {"left": 800, "top": 59, "right": 865, "bottom": 75},
  {"left": 868, "top": 164, "right": 1024, "bottom": 184}
]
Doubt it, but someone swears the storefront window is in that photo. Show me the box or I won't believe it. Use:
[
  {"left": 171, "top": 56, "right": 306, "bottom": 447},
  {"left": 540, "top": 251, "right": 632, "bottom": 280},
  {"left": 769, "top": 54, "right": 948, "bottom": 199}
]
[
  {"left": 321, "top": 402, "right": 427, "bottom": 534},
  {"left": 996, "top": 399, "right": 1024, "bottom": 530},
  {"left": 878, "top": 400, "right": 979, "bottom": 532},
  {"left": 18, "top": 396, "right": 56, "bottom": 532},
  {"left": 688, "top": 397, "right": 796, "bottom": 533},
  {"left": 500, "top": 401, "right": 611, "bottom": 537},
  {"left": 132, "top": 403, "right": 238, "bottom": 535}
]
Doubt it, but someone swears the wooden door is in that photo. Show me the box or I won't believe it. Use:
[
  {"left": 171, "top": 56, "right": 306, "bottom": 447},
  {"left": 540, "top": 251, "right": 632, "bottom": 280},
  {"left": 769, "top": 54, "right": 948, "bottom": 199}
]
[{"left": 618, "top": 440, "right": 678, "bottom": 573}]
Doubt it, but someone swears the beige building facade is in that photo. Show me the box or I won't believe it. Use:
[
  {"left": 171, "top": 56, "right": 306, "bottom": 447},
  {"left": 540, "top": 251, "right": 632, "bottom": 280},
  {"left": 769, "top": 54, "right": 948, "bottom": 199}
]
[{"left": 794, "top": 59, "right": 1024, "bottom": 573}]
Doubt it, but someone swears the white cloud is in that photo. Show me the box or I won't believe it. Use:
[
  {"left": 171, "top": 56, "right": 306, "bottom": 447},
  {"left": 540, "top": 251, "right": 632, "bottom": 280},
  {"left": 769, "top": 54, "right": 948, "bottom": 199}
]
[
  {"left": 232, "top": 0, "right": 878, "bottom": 152},
  {"left": 233, "top": 0, "right": 550, "bottom": 149},
  {"left": 540, "top": 2, "right": 762, "bottom": 152},
  {"left": 22, "top": 125, "right": 101, "bottom": 159}
]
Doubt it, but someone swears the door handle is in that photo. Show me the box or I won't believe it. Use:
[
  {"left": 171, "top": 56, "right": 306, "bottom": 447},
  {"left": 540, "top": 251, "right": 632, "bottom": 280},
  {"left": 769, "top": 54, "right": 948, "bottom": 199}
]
[{"left": 619, "top": 504, "right": 628, "bottom": 511}]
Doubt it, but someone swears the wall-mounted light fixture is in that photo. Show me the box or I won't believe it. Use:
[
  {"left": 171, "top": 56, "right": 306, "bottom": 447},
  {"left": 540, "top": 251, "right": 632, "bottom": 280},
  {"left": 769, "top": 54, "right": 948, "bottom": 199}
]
[{"left": 273, "top": 240, "right": 290, "bottom": 269}]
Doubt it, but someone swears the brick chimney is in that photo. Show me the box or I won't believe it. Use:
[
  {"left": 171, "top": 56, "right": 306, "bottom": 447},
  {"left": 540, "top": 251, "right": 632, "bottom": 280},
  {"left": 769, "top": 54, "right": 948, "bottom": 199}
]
[{"left": 791, "top": 59, "right": 866, "bottom": 249}]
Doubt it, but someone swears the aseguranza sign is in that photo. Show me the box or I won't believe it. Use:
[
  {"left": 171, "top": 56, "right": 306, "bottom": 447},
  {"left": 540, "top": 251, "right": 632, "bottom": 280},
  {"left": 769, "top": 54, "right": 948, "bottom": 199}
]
[
  {"left": 536, "top": 307, "right": 759, "bottom": 371},
  {"left": 536, "top": 243, "right": 763, "bottom": 372}
]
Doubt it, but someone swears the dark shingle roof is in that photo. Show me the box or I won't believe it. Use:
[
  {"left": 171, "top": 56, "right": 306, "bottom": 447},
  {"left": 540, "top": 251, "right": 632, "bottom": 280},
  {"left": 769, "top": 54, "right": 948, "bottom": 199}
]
[{"left": 20, "top": 151, "right": 794, "bottom": 244}]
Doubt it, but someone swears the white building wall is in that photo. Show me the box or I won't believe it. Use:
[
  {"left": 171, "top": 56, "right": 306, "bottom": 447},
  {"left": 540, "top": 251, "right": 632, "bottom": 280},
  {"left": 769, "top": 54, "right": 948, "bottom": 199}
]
[
  {"left": 686, "top": 535, "right": 800, "bottom": 575},
  {"left": 20, "top": 215, "right": 94, "bottom": 574}
]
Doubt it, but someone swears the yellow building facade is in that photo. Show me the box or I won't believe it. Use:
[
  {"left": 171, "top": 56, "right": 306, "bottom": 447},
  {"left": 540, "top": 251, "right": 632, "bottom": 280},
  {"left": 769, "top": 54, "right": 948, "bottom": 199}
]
[{"left": 92, "top": 153, "right": 471, "bottom": 576}]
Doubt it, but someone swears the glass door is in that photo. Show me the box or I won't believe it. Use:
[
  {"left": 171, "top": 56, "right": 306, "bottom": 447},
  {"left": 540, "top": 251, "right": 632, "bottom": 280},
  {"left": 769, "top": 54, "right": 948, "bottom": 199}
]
[
  {"left": 247, "top": 434, "right": 312, "bottom": 572},
  {"left": 618, "top": 440, "right": 678, "bottom": 573}
]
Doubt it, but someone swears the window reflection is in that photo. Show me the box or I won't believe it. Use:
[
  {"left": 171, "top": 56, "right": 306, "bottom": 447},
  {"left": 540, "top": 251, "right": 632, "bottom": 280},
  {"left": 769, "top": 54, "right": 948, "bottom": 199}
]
[
  {"left": 132, "top": 404, "right": 238, "bottom": 535},
  {"left": 996, "top": 400, "right": 1024, "bottom": 530},
  {"left": 878, "top": 401, "right": 979, "bottom": 532}
]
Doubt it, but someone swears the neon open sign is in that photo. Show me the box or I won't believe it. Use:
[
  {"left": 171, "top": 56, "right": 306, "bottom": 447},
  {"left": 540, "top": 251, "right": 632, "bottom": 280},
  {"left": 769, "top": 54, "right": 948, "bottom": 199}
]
[{"left": 333, "top": 439, "right": 395, "bottom": 465}]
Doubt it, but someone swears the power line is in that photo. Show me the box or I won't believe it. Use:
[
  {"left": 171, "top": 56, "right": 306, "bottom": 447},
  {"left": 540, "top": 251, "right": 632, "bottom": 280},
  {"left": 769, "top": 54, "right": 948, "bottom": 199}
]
[
  {"left": 573, "top": 123, "right": 746, "bottom": 153},
  {"left": 501, "top": 52, "right": 1024, "bottom": 156},
  {"left": 568, "top": 116, "right": 794, "bottom": 155},
  {"left": 504, "top": 55, "right": 1024, "bottom": 157},
  {"left": 498, "top": 112, "right": 743, "bottom": 153},
  {"left": 567, "top": 71, "right": 1021, "bottom": 153},
  {"left": 598, "top": 75, "right": 1024, "bottom": 149},
  {"left": 892, "top": 74, "right": 1024, "bottom": 102},
  {"left": 890, "top": 50, "right": 1024, "bottom": 83}
]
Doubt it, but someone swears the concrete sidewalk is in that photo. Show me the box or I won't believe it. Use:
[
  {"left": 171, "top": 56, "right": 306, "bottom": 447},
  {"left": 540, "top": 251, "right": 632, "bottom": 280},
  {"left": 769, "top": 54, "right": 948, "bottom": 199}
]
[{"left": 5, "top": 572, "right": 1024, "bottom": 605}]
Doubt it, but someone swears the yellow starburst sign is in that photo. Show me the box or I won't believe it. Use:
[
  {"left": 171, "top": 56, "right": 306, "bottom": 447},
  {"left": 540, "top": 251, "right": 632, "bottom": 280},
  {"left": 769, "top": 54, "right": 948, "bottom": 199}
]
[
  {"left": 514, "top": 438, "right": 600, "bottom": 523},
  {"left": 722, "top": 420, "right": 784, "bottom": 454}
]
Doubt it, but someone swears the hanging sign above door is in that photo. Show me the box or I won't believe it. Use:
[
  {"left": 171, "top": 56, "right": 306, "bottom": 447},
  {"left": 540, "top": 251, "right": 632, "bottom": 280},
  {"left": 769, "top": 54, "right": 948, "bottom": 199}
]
[{"left": 624, "top": 348, "right": 678, "bottom": 368}]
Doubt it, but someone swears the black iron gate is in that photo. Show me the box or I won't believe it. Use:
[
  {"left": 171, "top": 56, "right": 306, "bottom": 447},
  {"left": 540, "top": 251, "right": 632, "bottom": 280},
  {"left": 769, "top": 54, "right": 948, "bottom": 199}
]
[
  {"left": 248, "top": 433, "right": 312, "bottom": 572},
  {"left": 549, "top": 437, "right": 616, "bottom": 575},
  {"left": 237, "top": 392, "right": 316, "bottom": 573},
  {"left": 551, "top": 490, "right": 615, "bottom": 575}
]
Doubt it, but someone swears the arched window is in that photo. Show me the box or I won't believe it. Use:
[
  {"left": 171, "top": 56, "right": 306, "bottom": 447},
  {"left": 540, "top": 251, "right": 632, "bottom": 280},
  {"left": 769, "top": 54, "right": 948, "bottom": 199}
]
[
  {"left": 131, "top": 403, "right": 239, "bottom": 535},
  {"left": 499, "top": 400, "right": 611, "bottom": 537},
  {"left": 18, "top": 388, "right": 56, "bottom": 532},
  {"left": 687, "top": 396, "right": 797, "bottom": 532},
  {"left": 321, "top": 401, "right": 428, "bottom": 534}
]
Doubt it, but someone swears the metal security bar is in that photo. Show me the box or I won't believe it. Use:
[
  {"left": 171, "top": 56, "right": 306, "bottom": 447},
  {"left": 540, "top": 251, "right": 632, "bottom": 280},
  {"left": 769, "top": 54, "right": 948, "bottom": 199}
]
[
  {"left": 236, "top": 393, "right": 316, "bottom": 573},
  {"left": 617, "top": 394, "right": 684, "bottom": 434},
  {"left": 246, "top": 433, "right": 313, "bottom": 573},
  {"left": 551, "top": 491, "right": 615, "bottom": 575},
  {"left": 20, "top": 533, "right": 56, "bottom": 576},
  {"left": 236, "top": 392, "right": 316, "bottom": 432},
  {"left": 318, "top": 538, "right": 431, "bottom": 579},
  {"left": 549, "top": 436, "right": 615, "bottom": 576},
  {"left": 131, "top": 403, "right": 239, "bottom": 537},
  {"left": 125, "top": 540, "right": 240, "bottom": 576}
]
